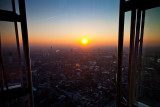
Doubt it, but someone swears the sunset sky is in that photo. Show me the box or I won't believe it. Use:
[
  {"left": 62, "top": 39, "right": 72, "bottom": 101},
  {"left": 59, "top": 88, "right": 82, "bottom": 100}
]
[{"left": 0, "top": 0, "right": 160, "bottom": 47}]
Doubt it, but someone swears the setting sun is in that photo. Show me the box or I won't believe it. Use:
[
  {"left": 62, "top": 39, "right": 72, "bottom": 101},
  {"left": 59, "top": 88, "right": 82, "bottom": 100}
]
[{"left": 81, "top": 38, "right": 88, "bottom": 45}]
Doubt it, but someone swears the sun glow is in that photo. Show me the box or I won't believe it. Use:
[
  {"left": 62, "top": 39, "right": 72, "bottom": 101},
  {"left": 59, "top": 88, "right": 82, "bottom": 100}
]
[{"left": 81, "top": 38, "right": 88, "bottom": 45}]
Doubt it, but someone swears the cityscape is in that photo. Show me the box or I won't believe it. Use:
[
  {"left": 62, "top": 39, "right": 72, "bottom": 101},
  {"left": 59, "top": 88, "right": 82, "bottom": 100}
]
[
  {"left": 1, "top": 46, "right": 160, "bottom": 106},
  {"left": 0, "top": 0, "right": 160, "bottom": 107}
]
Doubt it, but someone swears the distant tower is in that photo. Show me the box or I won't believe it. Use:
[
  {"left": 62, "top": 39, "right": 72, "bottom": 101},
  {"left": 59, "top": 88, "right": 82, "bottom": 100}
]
[
  {"left": 50, "top": 46, "right": 53, "bottom": 57},
  {"left": 9, "top": 52, "right": 13, "bottom": 64}
]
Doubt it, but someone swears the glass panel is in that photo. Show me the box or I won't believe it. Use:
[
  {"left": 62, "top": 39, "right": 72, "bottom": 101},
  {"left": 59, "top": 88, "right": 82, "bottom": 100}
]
[
  {"left": 120, "top": 11, "right": 131, "bottom": 104},
  {"left": 139, "top": 7, "right": 160, "bottom": 106},
  {"left": 0, "top": 0, "right": 12, "bottom": 11},
  {"left": 0, "top": 21, "right": 25, "bottom": 87}
]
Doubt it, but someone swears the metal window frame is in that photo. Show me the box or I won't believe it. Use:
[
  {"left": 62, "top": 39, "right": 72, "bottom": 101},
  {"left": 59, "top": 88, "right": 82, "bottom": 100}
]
[
  {"left": 117, "top": 0, "right": 160, "bottom": 107},
  {"left": 0, "top": 0, "right": 34, "bottom": 107}
]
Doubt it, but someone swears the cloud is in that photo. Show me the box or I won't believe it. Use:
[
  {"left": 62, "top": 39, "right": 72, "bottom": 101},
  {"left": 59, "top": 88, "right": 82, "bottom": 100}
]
[
  {"left": 46, "top": 16, "right": 57, "bottom": 20},
  {"left": 34, "top": 16, "right": 57, "bottom": 22}
]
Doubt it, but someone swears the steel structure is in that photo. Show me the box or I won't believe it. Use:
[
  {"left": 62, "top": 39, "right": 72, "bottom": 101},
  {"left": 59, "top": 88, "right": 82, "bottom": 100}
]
[
  {"left": 0, "top": 0, "right": 34, "bottom": 107},
  {"left": 117, "top": 0, "right": 160, "bottom": 107}
]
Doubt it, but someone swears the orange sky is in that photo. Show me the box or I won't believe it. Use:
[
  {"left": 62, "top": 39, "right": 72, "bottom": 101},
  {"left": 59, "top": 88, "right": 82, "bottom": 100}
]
[{"left": 0, "top": 1, "right": 160, "bottom": 47}]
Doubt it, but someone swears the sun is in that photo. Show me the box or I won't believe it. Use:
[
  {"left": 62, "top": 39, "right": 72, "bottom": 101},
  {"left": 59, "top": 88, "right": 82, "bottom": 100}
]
[{"left": 81, "top": 38, "right": 88, "bottom": 45}]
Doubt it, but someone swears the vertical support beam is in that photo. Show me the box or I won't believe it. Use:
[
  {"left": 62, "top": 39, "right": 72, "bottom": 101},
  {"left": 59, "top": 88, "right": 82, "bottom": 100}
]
[
  {"left": 132, "top": 9, "right": 141, "bottom": 102},
  {"left": 136, "top": 10, "right": 145, "bottom": 99},
  {"left": 134, "top": 9, "right": 141, "bottom": 66},
  {"left": 12, "top": 0, "right": 23, "bottom": 86},
  {"left": 18, "top": 0, "right": 34, "bottom": 107},
  {"left": 12, "top": 0, "right": 21, "bottom": 60},
  {"left": 128, "top": 8, "right": 136, "bottom": 106},
  {"left": 0, "top": 34, "right": 6, "bottom": 107},
  {"left": 0, "top": 34, "right": 4, "bottom": 91},
  {"left": 0, "top": 34, "right": 8, "bottom": 90},
  {"left": 117, "top": 0, "right": 125, "bottom": 106}
]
